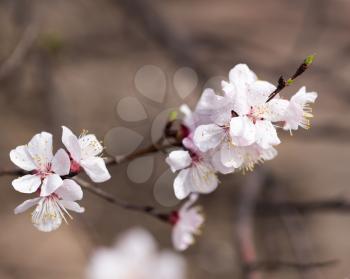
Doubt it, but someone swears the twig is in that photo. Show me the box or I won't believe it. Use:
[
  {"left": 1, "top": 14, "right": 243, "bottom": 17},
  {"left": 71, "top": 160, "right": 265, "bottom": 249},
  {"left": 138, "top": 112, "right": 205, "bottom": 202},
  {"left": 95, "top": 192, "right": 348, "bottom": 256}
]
[
  {"left": 266, "top": 55, "right": 314, "bottom": 102},
  {"left": 257, "top": 199, "right": 350, "bottom": 215},
  {"left": 0, "top": 24, "right": 37, "bottom": 81},
  {"left": 74, "top": 176, "right": 169, "bottom": 223},
  {"left": 247, "top": 259, "right": 337, "bottom": 272}
]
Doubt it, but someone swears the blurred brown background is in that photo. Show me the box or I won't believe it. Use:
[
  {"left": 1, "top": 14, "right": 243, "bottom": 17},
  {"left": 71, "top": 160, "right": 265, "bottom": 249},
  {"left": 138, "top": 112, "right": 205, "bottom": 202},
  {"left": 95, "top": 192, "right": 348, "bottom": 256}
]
[{"left": 0, "top": 0, "right": 350, "bottom": 278}]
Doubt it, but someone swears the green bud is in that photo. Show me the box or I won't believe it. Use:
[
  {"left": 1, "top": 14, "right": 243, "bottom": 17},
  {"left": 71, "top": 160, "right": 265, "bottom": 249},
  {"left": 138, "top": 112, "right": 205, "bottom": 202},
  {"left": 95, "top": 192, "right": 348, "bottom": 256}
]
[
  {"left": 168, "top": 110, "right": 178, "bottom": 121},
  {"left": 304, "top": 54, "right": 315, "bottom": 66},
  {"left": 287, "top": 78, "right": 294, "bottom": 85}
]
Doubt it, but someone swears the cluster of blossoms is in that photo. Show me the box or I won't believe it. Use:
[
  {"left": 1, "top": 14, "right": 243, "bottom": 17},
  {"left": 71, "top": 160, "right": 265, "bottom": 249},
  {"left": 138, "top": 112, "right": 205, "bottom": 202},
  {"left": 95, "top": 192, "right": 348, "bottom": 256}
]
[
  {"left": 166, "top": 64, "right": 317, "bottom": 199},
  {"left": 87, "top": 228, "right": 187, "bottom": 279},
  {"left": 10, "top": 126, "right": 110, "bottom": 232}
]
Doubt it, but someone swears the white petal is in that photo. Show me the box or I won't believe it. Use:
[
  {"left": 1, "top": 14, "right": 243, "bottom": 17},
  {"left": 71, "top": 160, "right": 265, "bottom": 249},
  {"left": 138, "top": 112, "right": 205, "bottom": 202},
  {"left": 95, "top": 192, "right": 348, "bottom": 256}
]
[
  {"left": 195, "top": 88, "right": 225, "bottom": 113},
  {"left": 220, "top": 141, "right": 244, "bottom": 168},
  {"left": 59, "top": 200, "right": 85, "bottom": 213},
  {"left": 12, "top": 174, "right": 41, "bottom": 194},
  {"left": 81, "top": 157, "right": 111, "bottom": 183},
  {"left": 228, "top": 64, "right": 257, "bottom": 91},
  {"left": 174, "top": 169, "right": 192, "bottom": 200},
  {"left": 267, "top": 99, "right": 290, "bottom": 122},
  {"left": 40, "top": 174, "right": 63, "bottom": 197},
  {"left": 193, "top": 124, "right": 225, "bottom": 152},
  {"left": 165, "top": 150, "right": 192, "bottom": 172},
  {"left": 255, "top": 120, "right": 280, "bottom": 149},
  {"left": 261, "top": 147, "right": 278, "bottom": 161},
  {"left": 230, "top": 116, "right": 256, "bottom": 146},
  {"left": 291, "top": 86, "right": 318, "bottom": 105},
  {"left": 14, "top": 197, "right": 41, "bottom": 214},
  {"left": 27, "top": 132, "right": 53, "bottom": 170},
  {"left": 51, "top": 148, "right": 71, "bottom": 176},
  {"left": 55, "top": 179, "right": 83, "bottom": 201},
  {"left": 32, "top": 200, "right": 62, "bottom": 232},
  {"left": 9, "top": 145, "right": 36, "bottom": 171},
  {"left": 79, "top": 134, "right": 103, "bottom": 159},
  {"left": 247, "top": 80, "right": 276, "bottom": 106},
  {"left": 190, "top": 163, "right": 219, "bottom": 194},
  {"left": 62, "top": 126, "right": 82, "bottom": 162},
  {"left": 211, "top": 149, "right": 235, "bottom": 174}
]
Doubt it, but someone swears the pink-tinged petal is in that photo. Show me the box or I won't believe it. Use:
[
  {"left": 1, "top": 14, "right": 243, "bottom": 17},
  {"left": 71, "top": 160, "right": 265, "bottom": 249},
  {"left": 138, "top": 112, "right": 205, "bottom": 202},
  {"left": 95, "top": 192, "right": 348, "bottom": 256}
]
[
  {"left": 9, "top": 145, "right": 36, "bottom": 171},
  {"left": 51, "top": 148, "right": 71, "bottom": 176},
  {"left": 255, "top": 120, "right": 280, "bottom": 149},
  {"left": 193, "top": 124, "right": 225, "bottom": 152},
  {"left": 12, "top": 174, "right": 41, "bottom": 194},
  {"left": 195, "top": 88, "right": 225, "bottom": 113},
  {"left": 79, "top": 134, "right": 103, "bottom": 159},
  {"left": 180, "top": 193, "right": 199, "bottom": 212},
  {"left": 230, "top": 116, "right": 256, "bottom": 146},
  {"left": 220, "top": 141, "right": 244, "bottom": 168},
  {"left": 14, "top": 197, "right": 41, "bottom": 214},
  {"left": 81, "top": 157, "right": 111, "bottom": 183},
  {"left": 62, "top": 126, "right": 81, "bottom": 162},
  {"left": 40, "top": 174, "right": 63, "bottom": 197},
  {"left": 59, "top": 200, "right": 85, "bottom": 213},
  {"left": 165, "top": 150, "right": 192, "bottom": 173},
  {"left": 27, "top": 132, "right": 53, "bottom": 170},
  {"left": 56, "top": 179, "right": 83, "bottom": 201},
  {"left": 211, "top": 149, "right": 235, "bottom": 174},
  {"left": 247, "top": 80, "right": 276, "bottom": 106},
  {"left": 174, "top": 169, "right": 192, "bottom": 200}
]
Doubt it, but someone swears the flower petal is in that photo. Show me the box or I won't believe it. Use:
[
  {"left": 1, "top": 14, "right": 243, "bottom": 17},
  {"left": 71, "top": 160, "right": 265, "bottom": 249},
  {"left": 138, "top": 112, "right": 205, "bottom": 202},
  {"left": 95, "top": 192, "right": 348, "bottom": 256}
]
[
  {"left": 193, "top": 124, "right": 225, "bottom": 152},
  {"left": 9, "top": 145, "right": 36, "bottom": 171},
  {"left": 165, "top": 150, "right": 192, "bottom": 172},
  {"left": 228, "top": 64, "right": 257, "bottom": 91},
  {"left": 51, "top": 148, "right": 71, "bottom": 176},
  {"left": 220, "top": 141, "right": 244, "bottom": 168},
  {"left": 266, "top": 99, "right": 290, "bottom": 122},
  {"left": 79, "top": 134, "right": 103, "bottom": 159},
  {"left": 55, "top": 179, "right": 83, "bottom": 201},
  {"left": 211, "top": 149, "right": 235, "bottom": 174},
  {"left": 190, "top": 163, "right": 219, "bottom": 194},
  {"left": 174, "top": 169, "right": 192, "bottom": 200},
  {"left": 40, "top": 174, "right": 63, "bottom": 197},
  {"left": 27, "top": 132, "right": 53, "bottom": 170},
  {"left": 62, "top": 126, "right": 82, "bottom": 162},
  {"left": 14, "top": 197, "right": 41, "bottom": 214},
  {"left": 59, "top": 200, "right": 85, "bottom": 213},
  {"left": 12, "top": 174, "right": 41, "bottom": 194},
  {"left": 81, "top": 157, "right": 111, "bottom": 183},
  {"left": 230, "top": 116, "right": 256, "bottom": 146},
  {"left": 255, "top": 120, "right": 280, "bottom": 149},
  {"left": 247, "top": 80, "right": 276, "bottom": 106}
]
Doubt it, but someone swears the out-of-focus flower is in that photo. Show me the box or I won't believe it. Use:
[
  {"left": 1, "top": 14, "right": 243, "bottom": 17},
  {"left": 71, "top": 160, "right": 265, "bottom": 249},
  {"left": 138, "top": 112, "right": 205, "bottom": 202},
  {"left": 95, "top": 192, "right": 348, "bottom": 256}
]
[
  {"left": 171, "top": 194, "right": 204, "bottom": 251},
  {"left": 283, "top": 86, "right": 318, "bottom": 131},
  {"left": 10, "top": 132, "right": 70, "bottom": 196},
  {"left": 62, "top": 126, "right": 111, "bottom": 183},
  {"left": 14, "top": 179, "right": 84, "bottom": 232},
  {"left": 166, "top": 138, "right": 218, "bottom": 200},
  {"left": 86, "top": 228, "right": 186, "bottom": 279}
]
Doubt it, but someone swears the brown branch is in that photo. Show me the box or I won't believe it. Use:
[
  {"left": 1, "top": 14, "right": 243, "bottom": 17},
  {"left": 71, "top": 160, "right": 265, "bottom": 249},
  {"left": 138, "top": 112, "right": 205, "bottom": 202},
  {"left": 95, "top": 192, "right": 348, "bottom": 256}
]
[
  {"left": 257, "top": 199, "right": 350, "bottom": 215},
  {"left": 247, "top": 259, "right": 337, "bottom": 272},
  {"left": 74, "top": 176, "right": 170, "bottom": 223},
  {"left": 266, "top": 55, "right": 314, "bottom": 103}
]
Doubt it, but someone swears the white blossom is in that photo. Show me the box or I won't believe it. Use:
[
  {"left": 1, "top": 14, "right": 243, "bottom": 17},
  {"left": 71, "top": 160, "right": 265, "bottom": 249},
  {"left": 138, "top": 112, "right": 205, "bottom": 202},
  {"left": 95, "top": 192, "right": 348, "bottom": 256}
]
[
  {"left": 62, "top": 126, "right": 111, "bottom": 183},
  {"left": 14, "top": 179, "right": 84, "bottom": 232},
  {"left": 283, "top": 86, "right": 318, "bottom": 131},
  {"left": 166, "top": 138, "right": 219, "bottom": 200},
  {"left": 87, "top": 228, "right": 186, "bottom": 279},
  {"left": 171, "top": 194, "right": 204, "bottom": 251},
  {"left": 10, "top": 132, "right": 70, "bottom": 196}
]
